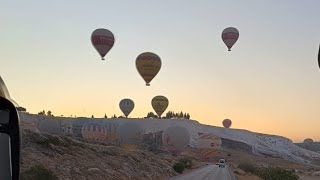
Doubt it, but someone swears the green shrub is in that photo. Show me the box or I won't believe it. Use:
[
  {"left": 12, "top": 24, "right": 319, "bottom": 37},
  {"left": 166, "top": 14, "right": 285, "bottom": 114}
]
[
  {"left": 256, "top": 167, "right": 299, "bottom": 180},
  {"left": 173, "top": 162, "right": 185, "bottom": 174},
  {"left": 179, "top": 158, "right": 193, "bottom": 169},
  {"left": 21, "top": 165, "right": 58, "bottom": 180},
  {"left": 238, "top": 162, "right": 256, "bottom": 174}
]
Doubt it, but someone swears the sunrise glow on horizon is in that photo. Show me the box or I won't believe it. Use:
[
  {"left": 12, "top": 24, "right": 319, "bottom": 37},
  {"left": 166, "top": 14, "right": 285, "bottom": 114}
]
[{"left": 1, "top": 1, "right": 320, "bottom": 143}]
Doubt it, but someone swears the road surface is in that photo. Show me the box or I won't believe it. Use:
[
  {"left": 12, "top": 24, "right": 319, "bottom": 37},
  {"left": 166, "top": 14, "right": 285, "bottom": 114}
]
[{"left": 168, "top": 164, "right": 236, "bottom": 180}]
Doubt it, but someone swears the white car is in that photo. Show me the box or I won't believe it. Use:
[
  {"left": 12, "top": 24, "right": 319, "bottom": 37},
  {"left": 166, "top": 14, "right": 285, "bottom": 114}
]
[{"left": 218, "top": 159, "right": 226, "bottom": 168}]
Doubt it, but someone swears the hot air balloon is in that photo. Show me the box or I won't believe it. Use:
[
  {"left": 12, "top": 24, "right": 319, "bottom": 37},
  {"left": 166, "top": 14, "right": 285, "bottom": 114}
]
[
  {"left": 197, "top": 133, "right": 222, "bottom": 160},
  {"left": 81, "top": 122, "right": 108, "bottom": 144},
  {"left": 151, "top": 96, "right": 169, "bottom": 117},
  {"left": 119, "top": 99, "right": 134, "bottom": 118},
  {"left": 136, "top": 52, "right": 161, "bottom": 86},
  {"left": 222, "top": 27, "right": 239, "bottom": 51},
  {"left": 162, "top": 126, "right": 190, "bottom": 154},
  {"left": 118, "top": 122, "right": 143, "bottom": 150},
  {"left": 222, "top": 119, "right": 232, "bottom": 128},
  {"left": 91, "top": 28, "right": 115, "bottom": 60}
]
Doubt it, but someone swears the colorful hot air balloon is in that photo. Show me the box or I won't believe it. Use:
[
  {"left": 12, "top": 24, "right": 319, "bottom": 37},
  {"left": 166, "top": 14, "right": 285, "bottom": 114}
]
[
  {"left": 222, "top": 27, "right": 239, "bottom": 51},
  {"left": 81, "top": 122, "right": 108, "bottom": 144},
  {"left": 119, "top": 99, "right": 135, "bottom": 118},
  {"left": 222, "top": 119, "right": 232, "bottom": 128},
  {"left": 136, "top": 52, "right": 161, "bottom": 86},
  {"left": 151, "top": 95, "right": 169, "bottom": 117},
  {"left": 91, "top": 28, "right": 115, "bottom": 60},
  {"left": 162, "top": 126, "right": 190, "bottom": 154}
]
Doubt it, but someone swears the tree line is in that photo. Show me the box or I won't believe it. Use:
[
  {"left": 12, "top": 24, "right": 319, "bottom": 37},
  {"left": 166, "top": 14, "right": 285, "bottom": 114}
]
[
  {"left": 146, "top": 111, "right": 191, "bottom": 119},
  {"left": 37, "top": 110, "right": 191, "bottom": 119}
]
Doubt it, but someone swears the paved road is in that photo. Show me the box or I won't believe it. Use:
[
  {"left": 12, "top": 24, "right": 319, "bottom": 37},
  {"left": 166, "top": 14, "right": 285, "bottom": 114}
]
[{"left": 168, "top": 165, "right": 236, "bottom": 180}]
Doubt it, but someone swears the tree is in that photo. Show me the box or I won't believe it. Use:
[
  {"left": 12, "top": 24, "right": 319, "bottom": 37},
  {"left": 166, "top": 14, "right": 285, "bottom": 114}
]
[
  {"left": 179, "top": 112, "right": 183, "bottom": 118},
  {"left": 186, "top": 113, "right": 190, "bottom": 119},
  {"left": 147, "top": 112, "right": 157, "bottom": 118},
  {"left": 91, "top": 115, "right": 94, "bottom": 118},
  {"left": 104, "top": 114, "right": 107, "bottom": 118},
  {"left": 112, "top": 114, "right": 117, "bottom": 118},
  {"left": 38, "top": 110, "right": 46, "bottom": 116},
  {"left": 47, "top": 111, "right": 53, "bottom": 117}
]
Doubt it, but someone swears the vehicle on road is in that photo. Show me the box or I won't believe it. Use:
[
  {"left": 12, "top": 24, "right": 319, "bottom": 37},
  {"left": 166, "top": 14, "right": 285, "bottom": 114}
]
[{"left": 218, "top": 159, "right": 225, "bottom": 168}]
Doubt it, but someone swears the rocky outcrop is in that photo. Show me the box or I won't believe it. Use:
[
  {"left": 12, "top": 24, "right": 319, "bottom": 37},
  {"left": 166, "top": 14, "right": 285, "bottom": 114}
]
[{"left": 21, "top": 129, "right": 178, "bottom": 180}]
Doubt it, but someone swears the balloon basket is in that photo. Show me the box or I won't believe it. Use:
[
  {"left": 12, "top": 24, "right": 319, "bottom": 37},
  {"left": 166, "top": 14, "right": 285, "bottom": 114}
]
[{"left": 146, "top": 83, "right": 150, "bottom": 86}]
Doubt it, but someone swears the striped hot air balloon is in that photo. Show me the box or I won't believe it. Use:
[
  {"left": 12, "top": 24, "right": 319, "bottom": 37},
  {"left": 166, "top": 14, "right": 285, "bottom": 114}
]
[{"left": 222, "top": 27, "right": 239, "bottom": 51}]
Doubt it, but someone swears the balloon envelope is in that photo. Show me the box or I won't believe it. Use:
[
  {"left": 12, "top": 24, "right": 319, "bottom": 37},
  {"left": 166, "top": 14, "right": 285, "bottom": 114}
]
[
  {"left": 81, "top": 122, "right": 108, "bottom": 144},
  {"left": 151, "top": 95, "right": 169, "bottom": 117},
  {"left": 162, "top": 126, "right": 190, "bottom": 154},
  {"left": 119, "top": 99, "right": 135, "bottom": 117},
  {"left": 136, "top": 52, "right": 161, "bottom": 86},
  {"left": 222, "top": 27, "right": 239, "bottom": 51},
  {"left": 222, "top": 119, "right": 232, "bottom": 128},
  {"left": 91, "top": 28, "right": 115, "bottom": 60}
]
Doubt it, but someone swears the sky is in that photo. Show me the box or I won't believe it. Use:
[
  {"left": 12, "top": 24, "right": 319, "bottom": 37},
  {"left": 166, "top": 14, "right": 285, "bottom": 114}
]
[{"left": 1, "top": 0, "right": 320, "bottom": 142}]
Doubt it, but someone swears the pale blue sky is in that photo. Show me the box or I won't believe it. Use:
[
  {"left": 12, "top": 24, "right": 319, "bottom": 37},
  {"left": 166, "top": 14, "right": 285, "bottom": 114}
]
[{"left": 1, "top": 0, "right": 320, "bottom": 141}]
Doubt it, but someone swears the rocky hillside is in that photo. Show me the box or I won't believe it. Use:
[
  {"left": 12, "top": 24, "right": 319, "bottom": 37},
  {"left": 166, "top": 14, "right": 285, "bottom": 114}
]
[
  {"left": 21, "top": 129, "right": 179, "bottom": 180},
  {"left": 296, "top": 142, "right": 320, "bottom": 154}
]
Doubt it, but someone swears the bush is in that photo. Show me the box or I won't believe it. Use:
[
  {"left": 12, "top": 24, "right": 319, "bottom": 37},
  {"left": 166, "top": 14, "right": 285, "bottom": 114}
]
[
  {"left": 227, "top": 153, "right": 232, "bottom": 157},
  {"left": 21, "top": 165, "right": 58, "bottom": 180},
  {"left": 256, "top": 167, "right": 299, "bottom": 180},
  {"left": 179, "top": 158, "right": 193, "bottom": 169},
  {"left": 238, "top": 162, "right": 257, "bottom": 174},
  {"left": 173, "top": 162, "right": 185, "bottom": 174}
]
